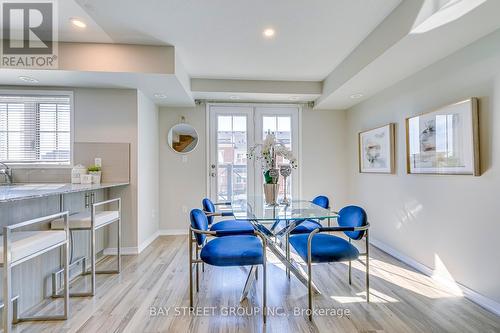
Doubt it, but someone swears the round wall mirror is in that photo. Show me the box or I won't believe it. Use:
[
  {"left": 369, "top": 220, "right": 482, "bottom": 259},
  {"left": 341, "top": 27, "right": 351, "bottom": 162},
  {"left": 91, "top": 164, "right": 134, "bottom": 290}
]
[{"left": 168, "top": 123, "right": 199, "bottom": 154}]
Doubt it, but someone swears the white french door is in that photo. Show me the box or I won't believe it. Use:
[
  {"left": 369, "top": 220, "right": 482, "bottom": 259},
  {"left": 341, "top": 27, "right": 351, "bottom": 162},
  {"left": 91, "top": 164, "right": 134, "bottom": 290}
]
[{"left": 209, "top": 104, "right": 299, "bottom": 202}]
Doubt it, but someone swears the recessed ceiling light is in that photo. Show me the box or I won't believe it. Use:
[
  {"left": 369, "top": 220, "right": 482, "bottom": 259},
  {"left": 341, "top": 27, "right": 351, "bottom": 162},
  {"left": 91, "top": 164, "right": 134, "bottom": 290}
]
[
  {"left": 263, "top": 28, "right": 275, "bottom": 38},
  {"left": 154, "top": 93, "right": 167, "bottom": 99},
  {"left": 70, "top": 18, "right": 87, "bottom": 28},
  {"left": 289, "top": 96, "right": 300, "bottom": 101},
  {"left": 229, "top": 95, "right": 240, "bottom": 100},
  {"left": 350, "top": 93, "right": 363, "bottom": 99},
  {"left": 19, "top": 76, "right": 38, "bottom": 83}
]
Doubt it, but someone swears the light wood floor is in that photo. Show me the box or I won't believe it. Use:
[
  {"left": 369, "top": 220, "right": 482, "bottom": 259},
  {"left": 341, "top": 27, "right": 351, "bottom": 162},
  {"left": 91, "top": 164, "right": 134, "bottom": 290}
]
[{"left": 11, "top": 235, "right": 500, "bottom": 333}]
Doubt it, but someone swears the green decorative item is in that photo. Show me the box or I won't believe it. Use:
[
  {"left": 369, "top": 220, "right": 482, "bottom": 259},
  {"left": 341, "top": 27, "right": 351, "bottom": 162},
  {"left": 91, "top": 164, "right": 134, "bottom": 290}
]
[
  {"left": 264, "top": 170, "right": 277, "bottom": 184},
  {"left": 88, "top": 165, "right": 102, "bottom": 184},
  {"left": 87, "top": 165, "right": 101, "bottom": 172}
]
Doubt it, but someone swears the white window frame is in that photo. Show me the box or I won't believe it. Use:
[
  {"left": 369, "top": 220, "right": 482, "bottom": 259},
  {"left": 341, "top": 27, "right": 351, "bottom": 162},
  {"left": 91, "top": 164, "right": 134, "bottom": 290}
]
[{"left": 0, "top": 89, "right": 74, "bottom": 168}]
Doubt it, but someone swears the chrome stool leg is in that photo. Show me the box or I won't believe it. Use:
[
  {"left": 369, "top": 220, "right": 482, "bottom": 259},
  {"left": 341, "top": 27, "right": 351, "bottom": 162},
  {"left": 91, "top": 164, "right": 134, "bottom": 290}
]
[
  {"left": 3, "top": 228, "right": 13, "bottom": 333},
  {"left": 51, "top": 199, "right": 121, "bottom": 298},
  {"left": 3, "top": 212, "right": 70, "bottom": 332},
  {"left": 95, "top": 199, "right": 121, "bottom": 275}
]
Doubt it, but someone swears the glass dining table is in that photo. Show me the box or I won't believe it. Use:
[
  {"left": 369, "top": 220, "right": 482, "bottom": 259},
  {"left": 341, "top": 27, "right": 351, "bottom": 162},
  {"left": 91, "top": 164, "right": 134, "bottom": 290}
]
[{"left": 228, "top": 196, "right": 339, "bottom": 300}]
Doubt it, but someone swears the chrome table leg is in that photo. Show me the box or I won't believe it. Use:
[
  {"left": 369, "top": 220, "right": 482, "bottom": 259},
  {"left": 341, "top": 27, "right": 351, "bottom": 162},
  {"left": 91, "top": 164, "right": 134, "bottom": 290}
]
[
  {"left": 264, "top": 240, "right": 320, "bottom": 294},
  {"left": 240, "top": 265, "right": 257, "bottom": 302}
]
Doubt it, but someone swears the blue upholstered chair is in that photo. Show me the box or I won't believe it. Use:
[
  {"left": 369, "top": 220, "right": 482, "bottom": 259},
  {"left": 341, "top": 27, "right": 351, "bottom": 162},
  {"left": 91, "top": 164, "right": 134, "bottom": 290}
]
[
  {"left": 202, "top": 198, "right": 254, "bottom": 233},
  {"left": 291, "top": 195, "right": 330, "bottom": 234},
  {"left": 289, "top": 205, "right": 370, "bottom": 321},
  {"left": 189, "top": 209, "right": 267, "bottom": 322}
]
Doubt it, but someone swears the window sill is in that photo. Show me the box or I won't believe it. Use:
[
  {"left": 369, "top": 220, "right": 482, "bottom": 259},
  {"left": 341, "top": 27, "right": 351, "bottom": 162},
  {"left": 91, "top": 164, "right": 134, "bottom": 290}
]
[{"left": 2, "top": 163, "right": 72, "bottom": 169}]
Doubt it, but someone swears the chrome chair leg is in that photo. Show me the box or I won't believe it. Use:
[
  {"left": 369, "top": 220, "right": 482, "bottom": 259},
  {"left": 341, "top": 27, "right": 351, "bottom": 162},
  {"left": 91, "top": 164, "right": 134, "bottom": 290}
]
[
  {"left": 306, "top": 230, "right": 318, "bottom": 321},
  {"left": 195, "top": 245, "right": 200, "bottom": 292},
  {"left": 366, "top": 230, "right": 370, "bottom": 302},
  {"left": 307, "top": 248, "right": 313, "bottom": 321},
  {"left": 348, "top": 261, "right": 352, "bottom": 285},
  {"left": 189, "top": 234, "right": 194, "bottom": 307},
  {"left": 285, "top": 233, "right": 290, "bottom": 279},
  {"left": 348, "top": 238, "right": 352, "bottom": 285},
  {"left": 262, "top": 241, "right": 267, "bottom": 324}
]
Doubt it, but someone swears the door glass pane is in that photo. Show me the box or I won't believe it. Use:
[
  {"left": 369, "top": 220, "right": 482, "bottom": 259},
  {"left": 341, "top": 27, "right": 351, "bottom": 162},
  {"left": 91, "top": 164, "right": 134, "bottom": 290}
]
[
  {"left": 263, "top": 116, "right": 276, "bottom": 136},
  {"left": 262, "top": 115, "right": 293, "bottom": 199},
  {"left": 216, "top": 115, "right": 247, "bottom": 202}
]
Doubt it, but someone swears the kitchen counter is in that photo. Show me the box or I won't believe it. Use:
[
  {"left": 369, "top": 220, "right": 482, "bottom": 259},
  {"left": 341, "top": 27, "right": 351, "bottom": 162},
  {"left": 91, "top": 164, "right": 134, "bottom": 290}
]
[{"left": 0, "top": 182, "right": 129, "bottom": 203}]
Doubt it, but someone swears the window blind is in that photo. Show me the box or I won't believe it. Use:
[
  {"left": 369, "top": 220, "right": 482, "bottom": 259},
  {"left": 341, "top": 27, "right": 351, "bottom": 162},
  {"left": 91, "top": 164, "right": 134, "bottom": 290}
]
[{"left": 0, "top": 94, "right": 71, "bottom": 165}]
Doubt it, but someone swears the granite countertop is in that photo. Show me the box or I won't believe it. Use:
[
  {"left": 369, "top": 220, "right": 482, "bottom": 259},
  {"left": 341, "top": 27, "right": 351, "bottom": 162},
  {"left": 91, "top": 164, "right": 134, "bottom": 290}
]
[{"left": 0, "top": 182, "right": 129, "bottom": 203}]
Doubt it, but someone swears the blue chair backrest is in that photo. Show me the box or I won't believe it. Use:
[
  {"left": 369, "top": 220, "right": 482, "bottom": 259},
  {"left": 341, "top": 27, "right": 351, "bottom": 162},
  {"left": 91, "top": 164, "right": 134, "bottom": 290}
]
[
  {"left": 312, "top": 195, "right": 329, "bottom": 209},
  {"left": 337, "top": 205, "right": 367, "bottom": 240},
  {"left": 190, "top": 209, "right": 209, "bottom": 245},
  {"left": 202, "top": 198, "right": 216, "bottom": 225}
]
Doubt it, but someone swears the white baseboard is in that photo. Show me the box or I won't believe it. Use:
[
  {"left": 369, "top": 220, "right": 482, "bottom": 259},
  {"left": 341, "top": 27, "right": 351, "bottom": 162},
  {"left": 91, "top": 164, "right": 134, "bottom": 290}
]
[
  {"left": 370, "top": 238, "right": 434, "bottom": 276},
  {"left": 370, "top": 237, "right": 500, "bottom": 316},
  {"left": 158, "top": 228, "right": 188, "bottom": 236},
  {"left": 103, "top": 229, "right": 187, "bottom": 255},
  {"left": 137, "top": 230, "right": 162, "bottom": 253}
]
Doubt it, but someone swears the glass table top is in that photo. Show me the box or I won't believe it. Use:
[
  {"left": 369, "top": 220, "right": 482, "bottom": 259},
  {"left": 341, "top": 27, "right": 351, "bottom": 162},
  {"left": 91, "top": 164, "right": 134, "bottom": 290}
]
[
  {"left": 231, "top": 196, "right": 337, "bottom": 221},
  {"left": 230, "top": 196, "right": 338, "bottom": 236}
]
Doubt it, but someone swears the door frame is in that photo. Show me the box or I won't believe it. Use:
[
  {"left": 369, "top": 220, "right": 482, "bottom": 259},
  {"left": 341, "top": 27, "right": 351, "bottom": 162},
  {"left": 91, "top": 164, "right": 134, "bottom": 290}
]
[{"left": 206, "top": 102, "right": 302, "bottom": 201}]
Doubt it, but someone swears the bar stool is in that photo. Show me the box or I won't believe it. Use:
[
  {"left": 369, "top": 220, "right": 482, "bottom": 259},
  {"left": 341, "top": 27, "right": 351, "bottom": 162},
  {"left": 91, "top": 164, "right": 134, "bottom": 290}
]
[
  {"left": 1, "top": 211, "right": 70, "bottom": 333},
  {"left": 51, "top": 198, "right": 121, "bottom": 297}
]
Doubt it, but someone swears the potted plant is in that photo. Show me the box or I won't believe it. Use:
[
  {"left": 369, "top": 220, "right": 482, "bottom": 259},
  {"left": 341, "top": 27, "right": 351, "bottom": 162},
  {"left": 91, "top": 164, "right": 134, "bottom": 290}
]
[
  {"left": 248, "top": 133, "right": 297, "bottom": 205},
  {"left": 88, "top": 165, "right": 102, "bottom": 184}
]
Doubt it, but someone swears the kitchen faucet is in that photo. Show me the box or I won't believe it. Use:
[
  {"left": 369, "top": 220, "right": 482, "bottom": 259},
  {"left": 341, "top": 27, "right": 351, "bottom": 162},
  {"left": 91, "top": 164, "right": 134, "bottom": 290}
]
[{"left": 0, "top": 162, "right": 13, "bottom": 184}]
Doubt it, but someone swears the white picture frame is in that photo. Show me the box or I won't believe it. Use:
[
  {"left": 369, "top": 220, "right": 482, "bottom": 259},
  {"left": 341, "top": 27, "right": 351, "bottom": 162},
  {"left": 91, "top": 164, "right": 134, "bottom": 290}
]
[
  {"left": 405, "top": 98, "right": 480, "bottom": 175},
  {"left": 358, "top": 123, "right": 395, "bottom": 174}
]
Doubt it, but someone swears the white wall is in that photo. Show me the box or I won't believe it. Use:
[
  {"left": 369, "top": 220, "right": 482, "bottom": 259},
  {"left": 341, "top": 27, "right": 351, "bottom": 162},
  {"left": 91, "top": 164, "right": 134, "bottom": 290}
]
[
  {"left": 137, "top": 91, "right": 160, "bottom": 248},
  {"left": 301, "top": 108, "right": 348, "bottom": 209},
  {"left": 158, "top": 105, "right": 348, "bottom": 231},
  {"left": 1, "top": 86, "right": 156, "bottom": 250},
  {"left": 346, "top": 29, "right": 500, "bottom": 305},
  {"left": 159, "top": 105, "right": 206, "bottom": 232},
  {"left": 74, "top": 88, "right": 138, "bottom": 248}
]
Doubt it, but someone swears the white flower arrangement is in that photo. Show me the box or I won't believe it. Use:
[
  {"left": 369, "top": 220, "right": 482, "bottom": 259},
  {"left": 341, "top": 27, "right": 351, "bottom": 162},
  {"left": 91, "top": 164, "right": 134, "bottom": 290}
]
[{"left": 247, "top": 133, "right": 298, "bottom": 171}]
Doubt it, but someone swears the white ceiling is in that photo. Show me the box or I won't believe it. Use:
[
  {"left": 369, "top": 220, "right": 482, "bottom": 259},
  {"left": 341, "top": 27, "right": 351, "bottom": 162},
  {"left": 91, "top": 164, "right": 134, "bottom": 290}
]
[
  {"left": 0, "top": 68, "right": 194, "bottom": 106},
  {"left": 75, "top": 0, "right": 401, "bottom": 81},
  {"left": 316, "top": 0, "right": 500, "bottom": 109},
  {"left": 2, "top": 0, "right": 500, "bottom": 108},
  {"left": 58, "top": 0, "right": 112, "bottom": 43}
]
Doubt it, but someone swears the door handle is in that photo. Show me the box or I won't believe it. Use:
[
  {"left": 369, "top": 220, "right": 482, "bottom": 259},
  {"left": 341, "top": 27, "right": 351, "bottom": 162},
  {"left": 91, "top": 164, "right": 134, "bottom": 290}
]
[{"left": 210, "top": 172, "right": 216, "bottom": 177}]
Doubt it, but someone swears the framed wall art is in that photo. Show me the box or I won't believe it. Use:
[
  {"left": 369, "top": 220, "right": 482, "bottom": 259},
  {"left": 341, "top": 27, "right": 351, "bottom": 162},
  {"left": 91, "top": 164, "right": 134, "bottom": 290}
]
[
  {"left": 358, "top": 123, "right": 395, "bottom": 174},
  {"left": 406, "top": 98, "right": 480, "bottom": 175}
]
